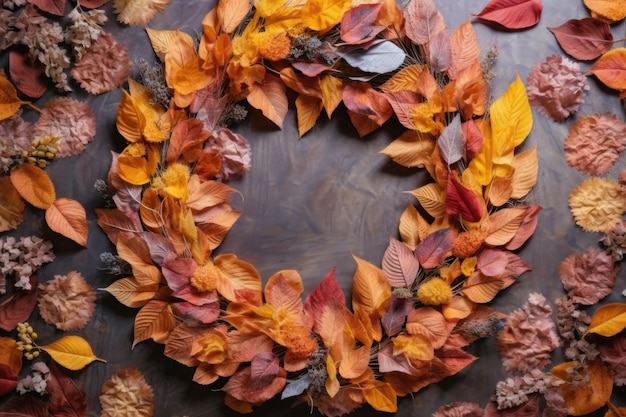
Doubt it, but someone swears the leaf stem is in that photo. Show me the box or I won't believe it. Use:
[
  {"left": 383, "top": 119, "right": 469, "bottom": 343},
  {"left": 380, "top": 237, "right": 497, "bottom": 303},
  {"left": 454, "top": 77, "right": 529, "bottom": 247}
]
[
  {"left": 607, "top": 401, "right": 625, "bottom": 417},
  {"left": 23, "top": 102, "right": 42, "bottom": 113}
]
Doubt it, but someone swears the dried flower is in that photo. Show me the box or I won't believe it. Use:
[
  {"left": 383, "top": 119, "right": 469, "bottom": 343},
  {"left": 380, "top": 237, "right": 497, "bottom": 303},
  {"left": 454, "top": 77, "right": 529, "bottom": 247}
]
[
  {"left": 38, "top": 271, "right": 97, "bottom": 331},
  {"left": 493, "top": 370, "right": 563, "bottom": 409},
  {"left": 16, "top": 361, "right": 49, "bottom": 395},
  {"left": 65, "top": 6, "right": 107, "bottom": 61},
  {"left": 99, "top": 252, "right": 132, "bottom": 276},
  {"left": 0, "top": 112, "right": 33, "bottom": 174},
  {"left": 137, "top": 58, "right": 171, "bottom": 107},
  {"left": 0, "top": 236, "right": 55, "bottom": 294},
  {"left": 256, "top": 32, "right": 292, "bottom": 61},
  {"left": 452, "top": 228, "right": 488, "bottom": 259},
  {"left": 203, "top": 128, "right": 252, "bottom": 180},
  {"left": 497, "top": 293, "right": 559, "bottom": 373},
  {"left": 559, "top": 247, "right": 617, "bottom": 305},
  {"left": 432, "top": 402, "right": 483, "bottom": 417},
  {"left": 600, "top": 221, "right": 626, "bottom": 261},
  {"left": 569, "top": 177, "right": 626, "bottom": 233},
  {"left": 417, "top": 277, "right": 452, "bottom": 306},
  {"left": 527, "top": 55, "right": 588, "bottom": 122},
  {"left": 100, "top": 368, "right": 155, "bottom": 417}
]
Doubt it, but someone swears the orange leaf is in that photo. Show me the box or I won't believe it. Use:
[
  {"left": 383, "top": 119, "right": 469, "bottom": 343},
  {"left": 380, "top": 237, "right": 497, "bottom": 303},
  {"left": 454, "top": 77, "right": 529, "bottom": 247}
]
[
  {"left": 338, "top": 345, "right": 371, "bottom": 379},
  {"left": 405, "top": 307, "right": 450, "bottom": 349},
  {"left": 585, "top": 303, "right": 626, "bottom": 337},
  {"left": 39, "top": 335, "right": 106, "bottom": 371},
  {"left": 510, "top": 146, "right": 538, "bottom": 199},
  {"left": 407, "top": 183, "right": 447, "bottom": 220},
  {"left": 550, "top": 359, "right": 613, "bottom": 416},
  {"left": 379, "top": 130, "right": 436, "bottom": 169},
  {"left": 583, "top": 0, "right": 626, "bottom": 22},
  {"left": 0, "top": 176, "right": 25, "bottom": 232},
  {"left": 215, "top": 253, "right": 262, "bottom": 305},
  {"left": 95, "top": 208, "right": 142, "bottom": 246},
  {"left": 462, "top": 272, "right": 504, "bottom": 303},
  {"left": 116, "top": 90, "right": 146, "bottom": 143},
  {"left": 320, "top": 75, "right": 344, "bottom": 117},
  {"left": 487, "top": 174, "right": 513, "bottom": 207},
  {"left": 0, "top": 74, "right": 27, "bottom": 121},
  {"left": 0, "top": 337, "right": 22, "bottom": 376},
  {"left": 398, "top": 203, "right": 430, "bottom": 251},
  {"left": 352, "top": 254, "right": 391, "bottom": 342},
  {"left": 295, "top": 94, "right": 323, "bottom": 137},
  {"left": 447, "top": 21, "right": 480, "bottom": 80},
  {"left": 10, "top": 163, "right": 55, "bottom": 209},
  {"left": 481, "top": 206, "right": 528, "bottom": 246},
  {"left": 362, "top": 380, "right": 397, "bottom": 413},
  {"left": 264, "top": 270, "right": 304, "bottom": 313},
  {"left": 317, "top": 302, "right": 351, "bottom": 359},
  {"left": 116, "top": 232, "right": 163, "bottom": 287},
  {"left": 380, "top": 64, "right": 426, "bottom": 93},
  {"left": 45, "top": 198, "right": 88, "bottom": 247},
  {"left": 441, "top": 295, "right": 474, "bottom": 320},
  {"left": 102, "top": 277, "right": 158, "bottom": 308},
  {"left": 246, "top": 74, "right": 288, "bottom": 128},
  {"left": 217, "top": 0, "right": 250, "bottom": 33},
  {"left": 133, "top": 299, "right": 176, "bottom": 348},
  {"left": 588, "top": 48, "right": 626, "bottom": 93}
]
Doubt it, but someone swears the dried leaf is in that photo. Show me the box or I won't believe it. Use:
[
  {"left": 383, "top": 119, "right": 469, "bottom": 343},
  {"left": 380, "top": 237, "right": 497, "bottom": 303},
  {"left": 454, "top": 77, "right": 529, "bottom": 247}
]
[
  {"left": 403, "top": 0, "right": 446, "bottom": 45},
  {"left": 72, "top": 33, "right": 130, "bottom": 95},
  {"left": 214, "top": 253, "right": 262, "bottom": 305},
  {"left": 295, "top": 94, "right": 323, "bottom": 137},
  {"left": 222, "top": 352, "right": 287, "bottom": 404},
  {"left": 113, "top": 0, "right": 171, "bottom": 25},
  {"left": 343, "top": 82, "right": 393, "bottom": 126},
  {"left": 560, "top": 247, "right": 617, "bottom": 305},
  {"left": 548, "top": 18, "right": 614, "bottom": 61},
  {"left": 0, "top": 337, "right": 22, "bottom": 376},
  {"left": 340, "top": 3, "right": 385, "bottom": 44},
  {"left": 0, "top": 75, "right": 26, "bottom": 121},
  {"left": 28, "top": 0, "right": 65, "bottom": 15},
  {"left": 474, "top": 0, "right": 543, "bottom": 30},
  {"left": 381, "top": 295, "right": 413, "bottom": 337},
  {"left": 338, "top": 345, "right": 370, "bottom": 379},
  {"left": 38, "top": 271, "right": 96, "bottom": 331},
  {"left": 133, "top": 299, "right": 176, "bottom": 348},
  {"left": 588, "top": 48, "right": 626, "bottom": 94},
  {"left": 0, "top": 176, "right": 25, "bottom": 232},
  {"left": 446, "top": 171, "right": 485, "bottom": 223},
  {"left": 304, "top": 268, "right": 346, "bottom": 324},
  {"left": 10, "top": 163, "right": 55, "bottom": 209},
  {"left": 301, "top": 0, "right": 352, "bottom": 32},
  {"left": 583, "top": 0, "right": 626, "bottom": 22},
  {"left": 246, "top": 74, "right": 288, "bottom": 128},
  {"left": 569, "top": 177, "right": 626, "bottom": 233},
  {"left": 505, "top": 205, "right": 541, "bottom": 250},
  {"left": 9, "top": 48, "right": 46, "bottom": 99},
  {"left": 550, "top": 360, "right": 613, "bottom": 416},
  {"left": 0, "top": 276, "right": 38, "bottom": 332},
  {"left": 448, "top": 21, "right": 480, "bottom": 80},
  {"left": 408, "top": 183, "right": 447, "bottom": 220},
  {"left": 320, "top": 75, "right": 344, "bottom": 117},
  {"left": 217, "top": 0, "right": 250, "bottom": 33},
  {"left": 340, "top": 41, "right": 406, "bottom": 74},
  {"left": 482, "top": 206, "right": 528, "bottom": 246},
  {"left": 381, "top": 237, "right": 420, "bottom": 288},
  {"left": 406, "top": 307, "right": 450, "bottom": 348},
  {"left": 100, "top": 368, "right": 154, "bottom": 417},
  {"left": 398, "top": 203, "right": 429, "bottom": 251},
  {"left": 415, "top": 228, "right": 454, "bottom": 269},
  {"left": 586, "top": 303, "right": 626, "bottom": 337},
  {"left": 39, "top": 335, "right": 106, "bottom": 371},
  {"left": 380, "top": 130, "right": 436, "bottom": 168},
  {"left": 462, "top": 272, "right": 504, "bottom": 303},
  {"left": 352, "top": 254, "right": 391, "bottom": 341},
  {"left": 380, "top": 64, "right": 425, "bottom": 93},
  {"left": 103, "top": 278, "right": 157, "bottom": 308},
  {"left": 438, "top": 114, "right": 464, "bottom": 165},
  {"left": 47, "top": 363, "right": 87, "bottom": 417},
  {"left": 362, "top": 380, "right": 397, "bottom": 413},
  {"left": 45, "top": 198, "right": 88, "bottom": 247},
  {"left": 510, "top": 146, "right": 538, "bottom": 199}
]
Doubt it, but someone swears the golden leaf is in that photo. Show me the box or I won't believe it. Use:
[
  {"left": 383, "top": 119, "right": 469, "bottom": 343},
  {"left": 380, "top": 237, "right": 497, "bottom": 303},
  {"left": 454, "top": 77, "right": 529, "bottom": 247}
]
[
  {"left": 146, "top": 28, "right": 189, "bottom": 60},
  {"left": 246, "top": 74, "right": 288, "bottom": 128},
  {"left": 380, "top": 131, "right": 436, "bottom": 169},
  {"left": 398, "top": 203, "right": 424, "bottom": 251},
  {"left": 585, "top": 303, "right": 626, "bottom": 337},
  {"left": 489, "top": 73, "right": 532, "bottom": 162},
  {"left": 169, "top": 56, "right": 213, "bottom": 96},
  {"left": 301, "top": 0, "right": 352, "bottom": 32},
  {"left": 0, "top": 74, "right": 27, "bottom": 121},
  {"left": 102, "top": 277, "right": 158, "bottom": 308},
  {"left": 338, "top": 345, "right": 370, "bottom": 379},
  {"left": 487, "top": 174, "right": 513, "bottom": 207},
  {"left": 391, "top": 333, "right": 433, "bottom": 362},
  {"left": 462, "top": 272, "right": 504, "bottom": 303},
  {"left": 380, "top": 65, "right": 426, "bottom": 93},
  {"left": 325, "top": 354, "right": 340, "bottom": 398},
  {"left": 351, "top": 254, "right": 391, "bottom": 342},
  {"left": 217, "top": 0, "right": 251, "bottom": 33},
  {"left": 407, "top": 183, "right": 447, "bottom": 220},
  {"left": 133, "top": 299, "right": 176, "bottom": 348},
  {"left": 583, "top": 0, "right": 626, "bottom": 22},
  {"left": 510, "top": 146, "right": 538, "bottom": 199},
  {"left": 320, "top": 75, "right": 344, "bottom": 117},
  {"left": 0, "top": 176, "right": 25, "bottom": 232},
  {"left": 296, "top": 94, "right": 324, "bottom": 137},
  {"left": 114, "top": 0, "right": 171, "bottom": 26},
  {"left": 39, "top": 335, "right": 106, "bottom": 371},
  {"left": 140, "top": 188, "right": 164, "bottom": 231},
  {"left": 116, "top": 89, "right": 146, "bottom": 143},
  {"left": 467, "top": 119, "right": 493, "bottom": 186},
  {"left": 362, "top": 380, "right": 398, "bottom": 413},
  {"left": 551, "top": 360, "right": 613, "bottom": 416},
  {"left": 117, "top": 146, "right": 152, "bottom": 186},
  {"left": 45, "top": 198, "right": 88, "bottom": 247},
  {"left": 0, "top": 337, "right": 22, "bottom": 375},
  {"left": 215, "top": 253, "right": 263, "bottom": 305},
  {"left": 10, "top": 163, "right": 56, "bottom": 209}
]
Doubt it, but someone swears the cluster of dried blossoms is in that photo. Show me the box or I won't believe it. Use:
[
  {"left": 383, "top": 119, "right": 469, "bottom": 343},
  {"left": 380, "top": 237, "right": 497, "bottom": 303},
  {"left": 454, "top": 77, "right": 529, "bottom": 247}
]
[{"left": 93, "top": 0, "right": 558, "bottom": 415}]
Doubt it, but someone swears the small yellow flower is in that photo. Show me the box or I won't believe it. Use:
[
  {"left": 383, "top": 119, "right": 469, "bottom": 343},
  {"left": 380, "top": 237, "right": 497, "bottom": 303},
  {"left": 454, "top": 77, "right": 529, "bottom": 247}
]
[
  {"left": 190, "top": 262, "right": 220, "bottom": 292},
  {"left": 417, "top": 277, "right": 452, "bottom": 306},
  {"left": 461, "top": 256, "right": 477, "bottom": 277},
  {"left": 191, "top": 327, "right": 228, "bottom": 364},
  {"left": 155, "top": 162, "right": 190, "bottom": 199}
]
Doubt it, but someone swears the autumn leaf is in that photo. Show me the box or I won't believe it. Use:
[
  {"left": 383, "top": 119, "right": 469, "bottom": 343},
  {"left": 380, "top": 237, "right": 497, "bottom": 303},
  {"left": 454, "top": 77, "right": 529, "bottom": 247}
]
[
  {"left": 46, "top": 363, "right": 88, "bottom": 417},
  {"left": 381, "top": 295, "right": 413, "bottom": 337},
  {"left": 301, "top": 0, "right": 352, "bottom": 33},
  {"left": 352, "top": 254, "right": 391, "bottom": 341},
  {"left": 39, "top": 335, "right": 106, "bottom": 371},
  {"left": 588, "top": 48, "right": 626, "bottom": 94},
  {"left": 510, "top": 146, "right": 538, "bottom": 199},
  {"left": 462, "top": 272, "right": 504, "bottom": 303},
  {"left": 133, "top": 299, "right": 176, "bottom": 348},
  {"left": 10, "top": 163, "right": 56, "bottom": 209},
  {"left": 408, "top": 183, "right": 447, "bottom": 220},
  {"left": 448, "top": 21, "right": 480, "bottom": 80},
  {"left": 398, "top": 203, "right": 429, "bottom": 251},
  {"left": 446, "top": 171, "right": 485, "bottom": 223},
  {"left": 403, "top": 0, "right": 445, "bottom": 45},
  {"left": 550, "top": 359, "right": 613, "bottom": 416},
  {"left": 362, "top": 380, "right": 398, "bottom": 413},
  {"left": 0, "top": 363, "right": 18, "bottom": 398},
  {"left": 246, "top": 74, "right": 288, "bottom": 128},
  {"left": 28, "top": 0, "right": 65, "bottom": 15},
  {"left": 217, "top": 0, "right": 250, "bottom": 33},
  {"left": 415, "top": 228, "right": 454, "bottom": 269},
  {"left": 0, "top": 276, "right": 38, "bottom": 332},
  {"left": 102, "top": 278, "right": 157, "bottom": 308},
  {"left": 340, "top": 3, "right": 385, "bottom": 45},
  {"left": 406, "top": 307, "right": 450, "bottom": 348},
  {"left": 320, "top": 75, "right": 344, "bottom": 117},
  {"left": 583, "top": 0, "right": 626, "bottom": 22},
  {"left": 481, "top": 206, "right": 529, "bottom": 246},
  {"left": 474, "top": 0, "right": 543, "bottom": 30},
  {"left": 380, "top": 130, "right": 436, "bottom": 169},
  {"left": 304, "top": 268, "right": 346, "bottom": 324},
  {"left": 338, "top": 345, "right": 370, "bottom": 379},
  {"left": 113, "top": 0, "right": 171, "bottom": 25},
  {"left": 0, "top": 337, "right": 22, "bottom": 376},
  {"left": 438, "top": 114, "right": 464, "bottom": 165},
  {"left": 381, "top": 237, "right": 420, "bottom": 288},
  {"left": 295, "top": 94, "right": 323, "bottom": 137},
  {"left": 548, "top": 18, "right": 614, "bottom": 61},
  {"left": 0, "top": 176, "right": 25, "bottom": 232},
  {"left": 9, "top": 48, "right": 47, "bottom": 99},
  {"left": 585, "top": 303, "right": 626, "bottom": 337},
  {"left": 45, "top": 198, "right": 89, "bottom": 247},
  {"left": 222, "top": 352, "right": 287, "bottom": 404}
]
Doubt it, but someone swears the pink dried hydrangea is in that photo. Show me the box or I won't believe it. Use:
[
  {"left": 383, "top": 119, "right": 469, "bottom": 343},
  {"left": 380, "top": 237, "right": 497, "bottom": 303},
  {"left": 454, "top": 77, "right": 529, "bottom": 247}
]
[
  {"left": 71, "top": 32, "right": 129, "bottom": 95},
  {"left": 203, "top": 127, "right": 251, "bottom": 180},
  {"left": 527, "top": 55, "right": 588, "bottom": 122},
  {"left": 596, "top": 333, "right": 626, "bottom": 386},
  {"left": 559, "top": 247, "right": 618, "bottom": 305},
  {"left": 32, "top": 97, "right": 96, "bottom": 157},
  {"left": 0, "top": 112, "right": 33, "bottom": 173},
  {"left": 37, "top": 270, "right": 96, "bottom": 330},
  {"left": 564, "top": 113, "right": 626, "bottom": 176},
  {"left": 497, "top": 293, "right": 559, "bottom": 373},
  {"left": 433, "top": 402, "right": 483, "bottom": 417}
]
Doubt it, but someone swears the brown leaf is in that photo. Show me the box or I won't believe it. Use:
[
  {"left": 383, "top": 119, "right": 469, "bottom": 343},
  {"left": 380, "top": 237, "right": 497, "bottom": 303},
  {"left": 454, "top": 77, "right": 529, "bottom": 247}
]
[
  {"left": 10, "top": 163, "right": 56, "bottom": 209},
  {"left": 340, "top": 3, "right": 385, "bottom": 44},
  {"left": 415, "top": 228, "right": 454, "bottom": 269},
  {"left": 0, "top": 176, "right": 25, "bottom": 232},
  {"left": 222, "top": 353, "right": 287, "bottom": 404},
  {"left": 0, "top": 276, "right": 38, "bottom": 332},
  {"left": 47, "top": 363, "right": 88, "bottom": 417},
  {"left": 9, "top": 47, "right": 47, "bottom": 99},
  {"left": 45, "top": 198, "right": 89, "bottom": 247},
  {"left": 0, "top": 363, "right": 18, "bottom": 398},
  {"left": 548, "top": 18, "right": 614, "bottom": 61},
  {"left": 95, "top": 208, "right": 143, "bottom": 245},
  {"left": 550, "top": 359, "right": 613, "bottom": 416},
  {"left": 246, "top": 74, "right": 287, "bottom": 128}
]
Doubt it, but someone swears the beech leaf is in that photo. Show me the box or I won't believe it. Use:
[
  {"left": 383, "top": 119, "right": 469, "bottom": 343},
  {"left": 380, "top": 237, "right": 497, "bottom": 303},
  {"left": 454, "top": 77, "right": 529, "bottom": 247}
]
[
  {"left": 415, "top": 228, "right": 453, "bottom": 269},
  {"left": 438, "top": 114, "right": 464, "bottom": 165},
  {"left": 9, "top": 48, "right": 47, "bottom": 99},
  {"left": 301, "top": 0, "right": 352, "bottom": 32},
  {"left": 0, "top": 176, "right": 25, "bottom": 232},
  {"left": 448, "top": 21, "right": 481, "bottom": 80},
  {"left": 340, "top": 3, "right": 385, "bottom": 45},
  {"left": 47, "top": 363, "right": 88, "bottom": 417},
  {"left": 408, "top": 183, "right": 447, "bottom": 220},
  {"left": 446, "top": 172, "right": 485, "bottom": 223},
  {"left": 381, "top": 237, "right": 420, "bottom": 288},
  {"left": 303, "top": 268, "right": 346, "bottom": 324},
  {"left": 474, "top": 0, "right": 543, "bottom": 30},
  {"left": 381, "top": 295, "right": 413, "bottom": 337},
  {"left": 10, "top": 163, "right": 56, "bottom": 209},
  {"left": 588, "top": 48, "right": 626, "bottom": 93},
  {"left": 380, "top": 130, "right": 436, "bottom": 168},
  {"left": 133, "top": 299, "right": 176, "bottom": 348},
  {"left": 340, "top": 41, "right": 405, "bottom": 74},
  {"left": 246, "top": 74, "right": 288, "bottom": 128},
  {"left": 586, "top": 303, "right": 626, "bottom": 337},
  {"left": 217, "top": 0, "right": 250, "bottom": 33},
  {"left": 39, "top": 335, "right": 106, "bottom": 371},
  {"left": 548, "top": 18, "right": 614, "bottom": 61},
  {"left": 45, "top": 198, "right": 89, "bottom": 247},
  {"left": 28, "top": 0, "right": 66, "bottom": 15},
  {"left": 403, "top": 0, "right": 445, "bottom": 45}
]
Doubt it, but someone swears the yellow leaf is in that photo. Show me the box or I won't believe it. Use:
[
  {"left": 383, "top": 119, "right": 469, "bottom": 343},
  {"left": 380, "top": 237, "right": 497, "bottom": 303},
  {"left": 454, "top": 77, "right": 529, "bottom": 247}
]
[
  {"left": 246, "top": 74, "right": 288, "bottom": 128},
  {"left": 586, "top": 303, "right": 626, "bottom": 337},
  {"left": 217, "top": 0, "right": 251, "bottom": 33},
  {"left": 550, "top": 360, "right": 613, "bottom": 416},
  {"left": 510, "top": 146, "right": 538, "bottom": 199},
  {"left": 489, "top": 72, "right": 532, "bottom": 161},
  {"left": 0, "top": 176, "right": 25, "bottom": 232},
  {"left": 146, "top": 28, "right": 193, "bottom": 61},
  {"left": 169, "top": 56, "right": 213, "bottom": 96},
  {"left": 39, "top": 335, "right": 106, "bottom": 371},
  {"left": 468, "top": 119, "right": 493, "bottom": 186},
  {"left": 0, "top": 74, "right": 27, "bottom": 121},
  {"left": 362, "top": 381, "right": 397, "bottom": 413},
  {"left": 133, "top": 299, "right": 176, "bottom": 348},
  {"left": 301, "top": 0, "right": 351, "bottom": 32},
  {"left": 10, "top": 163, "right": 56, "bottom": 209},
  {"left": 583, "top": 0, "right": 626, "bottom": 22},
  {"left": 296, "top": 94, "right": 323, "bottom": 137},
  {"left": 407, "top": 183, "right": 447, "bottom": 220},
  {"left": 103, "top": 278, "right": 158, "bottom": 308},
  {"left": 45, "top": 198, "right": 88, "bottom": 247},
  {"left": 351, "top": 254, "right": 391, "bottom": 341},
  {"left": 118, "top": 147, "right": 152, "bottom": 186},
  {"left": 380, "top": 65, "right": 426, "bottom": 93},
  {"left": 379, "top": 131, "right": 436, "bottom": 169},
  {"left": 0, "top": 337, "right": 22, "bottom": 375},
  {"left": 320, "top": 75, "right": 343, "bottom": 117},
  {"left": 391, "top": 333, "right": 433, "bottom": 362}
]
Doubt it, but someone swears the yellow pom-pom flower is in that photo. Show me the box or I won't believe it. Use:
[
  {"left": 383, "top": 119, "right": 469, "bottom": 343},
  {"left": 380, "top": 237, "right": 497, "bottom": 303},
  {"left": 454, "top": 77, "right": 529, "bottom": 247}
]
[{"left": 417, "top": 277, "right": 452, "bottom": 306}]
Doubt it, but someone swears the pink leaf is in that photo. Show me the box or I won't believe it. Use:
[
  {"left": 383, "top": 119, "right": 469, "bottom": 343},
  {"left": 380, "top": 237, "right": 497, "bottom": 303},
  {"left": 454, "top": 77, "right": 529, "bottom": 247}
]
[
  {"left": 462, "top": 119, "right": 483, "bottom": 160},
  {"left": 381, "top": 237, "right": 420, "bottom": 288},
  {"left": 446, "top": 172, "right": 485, "bottom": 222},
  {"left": 548, "top": 18, "right": 614, "bottom": 61},
  {"left": 415, "top": 229, "right": 454, "bottom": 269},
  {"left": 172, "top": 301, "right": 220, "bottom": 324},
  {"left": 340, "top": 3, "right": 385, "bottom": 45},
  {"left": 384, "top": 91, "right": 420, "bottom": 130},
  {"left": 477, "top": 248, "right": 531, "bottom": 277},
  {"left": 483, "top": 395, "right": 539, "bottom": 417},
  {"left": 404, "top": 0, "right": 446, "bottom": 45},
  {"left": 429, "top": 29, "right": 452, "bottom": 72},
  {"left": 505, "top": 205, "right": 542, "bottom": 250},
  {"left": 28, "top": 0, "right": 66, "bottom": 15},
  {"left": 474, "top": 0, "right": 543, "bottom": 30},
  {"left": 381, "top": 295, "right": 413, "bottom": 336}
]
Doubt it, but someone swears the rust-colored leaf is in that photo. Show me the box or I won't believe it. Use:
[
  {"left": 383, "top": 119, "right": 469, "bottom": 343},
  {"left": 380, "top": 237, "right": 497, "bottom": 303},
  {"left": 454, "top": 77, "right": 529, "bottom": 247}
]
[
  {"left": 446, "top": 171, "right": 485, "bottom": 222},
  {"left": 45, "top": 198, "right": 88, "bottom": 247},
  {"left": 340, "top": 3, "right": 385, "bottom": 44},
  {"left": 474, "top": 0, "right": 543, "bottom": 30},
  {"left": 133, "top": 299, "right": 176, "bottom": 348},
  {"left": 0, "top": 276, "right": 38, "bottom": 332},
  {"left": 548, "top": 18, "right": 614, "bottom": 61},
  {"left": 339, "top": 345, "right": 370, "bottom": 379},
  {"left": 588, "top": 48, "right": 626, "bottom": 93},
  {"left": 0, "top": 176, "right": 25, "bottom": 232},
  {"left": 9, "top": 48, "right": 47, "bottom": 99},
  {"left": 10, "top": 163, "right": 55, "bottom": 209},
  {"left": 28, "top": 0, "right": 65, "bottom": 15},
  {"left": 550, "top": 360, "right": 613, "bottom": 416},
  {"left": 481, "top": 206, "right": 528, "bottom": 246},
  {"left": 406, "top": 307, "right": 450, "bottom": 349},
  {"left": 246, "top": 74, "right": 288, "bottom": 128},
  {"left": 304, "top": 268, "right": 346, "bottom": 325},
  {"left": 0, "top": 74, "right": 26, "bottom": 121}
]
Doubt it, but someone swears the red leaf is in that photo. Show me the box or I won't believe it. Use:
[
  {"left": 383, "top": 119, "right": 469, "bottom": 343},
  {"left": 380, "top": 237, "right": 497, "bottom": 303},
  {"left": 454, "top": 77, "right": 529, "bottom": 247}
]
[
  {"left": 462, "top": 119, "right": 483, "bottom": 160},
  {"left": 415, "top": 228, "right": 454, "bottom": 269},
  {"left": 340, "top": 3, "right": 385, "bottom": 45},
  {"left": 0, "top": 363, "right": 18, "bottom": 397},
  {"left": 474, "top": 0, "right": 543, "bottom": 30},
  {"left": 0, "top": 276, "right": 38, "bottom": 332},
  {"left": 483, "top": 395, "right": 539, "bottom": 417},
  {"left": 381, "top": 295, "right": 413, "bottom": 337},
  {"left": 9, "top": 47, "right": 47, "bottom": 98},
  {"left": 343, "top": 82, "right": 393, "bottom": 126},
  {"left": 548, "top": 18, "right": 614, "bottom": 61},
  {"left": 0, "top": 394, "right": 49, "bottom": 416},
  {"left": 222, "top": 353, "right": 287, "bottom": 404},
  {"left": 304, "top": 268, "right": 346, "bottom": 323},
  {"left": 28, "top": 0, "right": 66, "bottom": 15},
  {"left": 446, "top": 172, "right": 485, "bottom": 222},
  {"left": 46, "top": 363, "right": 87, "bottom": 417},
  {"left": 381, "top": 237, "right": 420, "bottom": 288}
]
